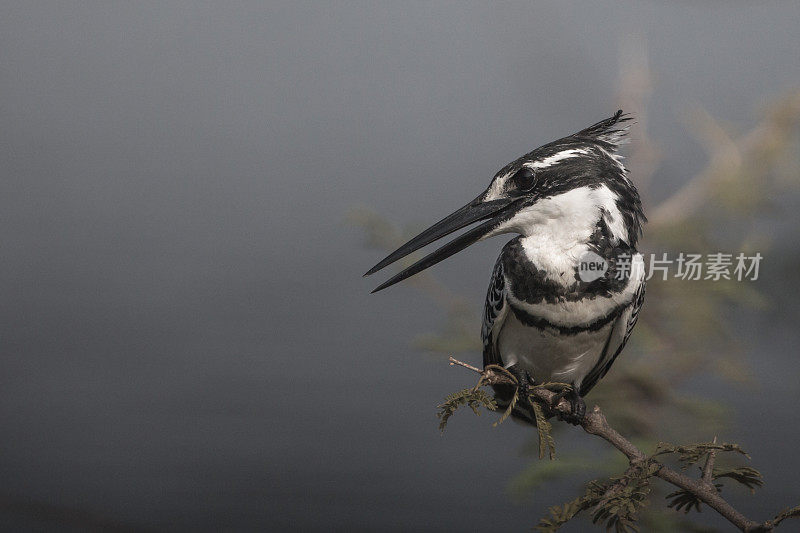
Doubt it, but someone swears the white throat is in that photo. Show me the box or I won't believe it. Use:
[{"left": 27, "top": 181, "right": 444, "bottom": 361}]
[{"left": 488, "top": 185, "right": 628, "bottom": 285}]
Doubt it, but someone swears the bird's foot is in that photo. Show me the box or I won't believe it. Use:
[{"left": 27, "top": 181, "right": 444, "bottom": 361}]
[
  {"left": 507, "top": 364, "right": 535, "bottom": 403},
  {"left": 551, "top": 386, "right": 586, "bottom": 425}
]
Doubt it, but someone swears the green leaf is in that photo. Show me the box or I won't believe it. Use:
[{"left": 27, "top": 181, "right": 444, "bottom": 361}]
[
  {"left": 653, "top": 442, "right": 748, "bottom": 467},
  {"left": 713, "top": 466, "right": 763, "bottom": 493},
  {"left": 436, "top": 388, "right": 496, "bottom": 432},
  {"left": 666, "top": 488, "right": 708, "bottom": 514},
  {"left": 534, "top": 496, "right": 586, "bottom": 532},
  {"left": 531, "top": 400, "right": 556, "bottom": 460}
]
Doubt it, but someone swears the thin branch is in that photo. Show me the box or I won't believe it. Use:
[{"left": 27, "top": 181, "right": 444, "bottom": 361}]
[
  {"left": 447, "top": 358, "right": 778, "bottom": 532},
  {"left": 448, "top": 356, "right": 482, "bottom": 373},
  {"left": 701, "top": 436, "right": 718, "bottom": 487}
]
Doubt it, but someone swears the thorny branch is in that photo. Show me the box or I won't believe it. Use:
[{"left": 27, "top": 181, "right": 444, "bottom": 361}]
[{"left": 446, "top": 357, "right": 797, "bottom": 532}]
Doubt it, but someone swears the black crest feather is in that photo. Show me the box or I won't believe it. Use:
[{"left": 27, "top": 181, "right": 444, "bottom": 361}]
[{"left": 573, "top": 110, "right": 633, "bottom": 149}]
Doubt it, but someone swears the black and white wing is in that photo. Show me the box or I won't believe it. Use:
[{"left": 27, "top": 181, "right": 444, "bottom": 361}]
[
  {"left": 481, "top": 255, "right": 509, "bottom": 367},
  {"left": 579, "top": 279, "right": 646, "bottom": 396}
]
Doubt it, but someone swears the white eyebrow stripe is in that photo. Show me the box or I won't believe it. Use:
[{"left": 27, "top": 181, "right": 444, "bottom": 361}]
[{"left": 525, "top": 148, "right": 588, "bottom": 169}]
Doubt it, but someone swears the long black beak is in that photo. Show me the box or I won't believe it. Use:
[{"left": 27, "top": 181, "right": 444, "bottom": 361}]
[{"left": 365, "top": 194, "right": 515, "bottom": 293}]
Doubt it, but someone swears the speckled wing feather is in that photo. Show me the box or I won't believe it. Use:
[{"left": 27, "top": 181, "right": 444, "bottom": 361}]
[{"left": 481, "top": 255, "right": 509, "bottom": 368}]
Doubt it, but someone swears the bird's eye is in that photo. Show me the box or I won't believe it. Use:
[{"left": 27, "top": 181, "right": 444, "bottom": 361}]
[{"left": 511, "top": 167, "right": 536, "bottom": 191}]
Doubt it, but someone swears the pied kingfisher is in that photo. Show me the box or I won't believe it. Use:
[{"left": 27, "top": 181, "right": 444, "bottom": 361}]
[{"left": 365, "top": 111, "right": 646, "bottom": 424}]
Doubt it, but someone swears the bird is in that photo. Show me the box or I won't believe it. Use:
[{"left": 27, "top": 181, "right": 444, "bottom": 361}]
[{"left": 365, "top": 111, "right": 646, "bottom": 424}]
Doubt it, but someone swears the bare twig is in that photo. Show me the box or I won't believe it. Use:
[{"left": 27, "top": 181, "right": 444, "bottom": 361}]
[
  {"left": 447, "top": 358, "right": 781, "bottom": 532},
  {"left": 448, "top": 356, "right": 482, "bottom": 373},
  {"left": 701, "top": 436, "right": 718, "bottom": 487}
]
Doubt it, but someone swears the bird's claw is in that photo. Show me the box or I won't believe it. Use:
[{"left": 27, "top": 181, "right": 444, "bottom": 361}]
[
  {"left": 507, "top": 365, "right": 535, "bottom": 402},
  {"left": 552, "top": 387, "right": 586, "bottom": 425},
  {"left": 518, "top": 378, "right": 531, "bottom": 401},
  {"left": 505, "top": 367, "right": 586, "bottom": 424}
]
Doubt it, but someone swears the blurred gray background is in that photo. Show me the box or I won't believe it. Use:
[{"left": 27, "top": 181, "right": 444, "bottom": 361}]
[{"left": 2, "top": 2, "right": 799, "bottom": 531}]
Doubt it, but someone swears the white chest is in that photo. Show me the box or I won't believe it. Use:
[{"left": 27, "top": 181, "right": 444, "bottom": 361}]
[{"left": 497, "top": 312, "right": 614, "bottom": 386}]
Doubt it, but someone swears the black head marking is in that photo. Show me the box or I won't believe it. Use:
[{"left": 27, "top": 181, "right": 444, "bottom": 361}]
[{"left": 487, "top": 110, "right": 645, "bottom": 246}]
